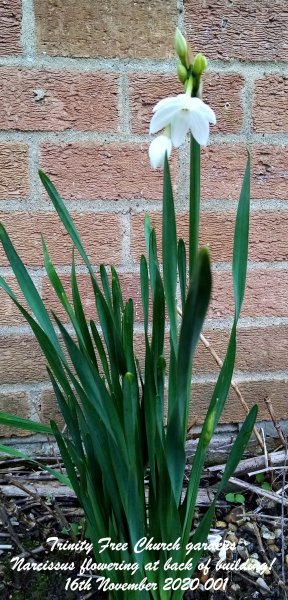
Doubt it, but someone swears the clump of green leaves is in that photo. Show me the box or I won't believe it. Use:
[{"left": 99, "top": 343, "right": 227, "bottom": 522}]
[{"left": 0, "top": 44, "right": 257, "bottom": 600}]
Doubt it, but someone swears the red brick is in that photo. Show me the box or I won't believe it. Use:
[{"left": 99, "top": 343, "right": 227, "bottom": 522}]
[
  {"left": 0, "top": 143, "right": 29, "bottom": 199},
  {"left": 0, "top": 212, "right": 122, "bottom": 267},
  {"left": 0, "top": 277, "right": 30, "bottom": 326},
  {"left": 188, "top": 380, "right": 288, "bottom": 425},
  {"left": 131, "top": 211, "right": 288, "bottom": 264},
  {"left": 0, "top": 337, "right": 46, "bottom": 384},
  {"left": 40, "top": 389, "right": 65, "bottom": 429},
  {"left": 194, "top": 326, "right": 288, "bottom": 374},
  {"left": 0, "top": 0, "right": 21, "bottom": 56},
  {"left": 184, "top": 0, "right": 288, "bottom": 62},
  {"left": 40, "top": 143, "right": 171, "bottom": 201},
  {"left": 0, "top": 392, "right": 31, "bottom": 437},
  {"left": 34, "top": 0, "right": 176, "bottom": 59},
  {"left": 202, "top": 145, "right": 288, "bottom": 201},
  {"left": 130, "top": 73, "right": 244, "bottom": 134},
  {"left": 0, "top": 69, "right": 118, "bottom": 132},
  {"left": 253, "top": 76, "right": 288, "bottom": 133},
  {"left": 211, "top": 269, "right": 288, "bottom": 318},
  {"left": 134, "top": 326, "right": 288, "bottom": 375}
]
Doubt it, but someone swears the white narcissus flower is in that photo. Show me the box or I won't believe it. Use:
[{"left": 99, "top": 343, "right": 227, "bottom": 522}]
[
  {"left": 148, "top": 134, "right": 172, "bottom": 169},
  {"left": 150, "top": 94, "right": 216, "bottom": 147}
]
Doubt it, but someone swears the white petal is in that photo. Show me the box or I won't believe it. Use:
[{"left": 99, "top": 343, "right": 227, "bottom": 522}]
[
  {"left": 188, "top": 111, "right": 210, "bottom": 146},
  {"left": 170, "top": 112, "right": 190, "bottom": 147},
  {"left": 149, "top": 104, "right": 182, "bottom": 134},
  {"left": 148, "top": 135, "right": 172, "bottom": 169},
  {"left": 197, "top": 101, "right": 217, "bottom": 125},
  {"left": 152, "top": 95, "right": 186, "bottom": 113}
]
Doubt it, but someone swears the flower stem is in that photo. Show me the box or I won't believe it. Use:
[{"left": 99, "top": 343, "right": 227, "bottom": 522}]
[{"left": 189, "top": 134, "right": 200, "bottom": 283}]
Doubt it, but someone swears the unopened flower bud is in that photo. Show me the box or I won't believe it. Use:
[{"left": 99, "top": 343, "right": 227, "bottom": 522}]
[
  {"left": 175, "top": 28, "right": 188, "bottom": 65},
  {"left": 193, "top": 53, "right": 208, "bottom": 76},
  {"left": 177, "top": 62, "right": 188, "bottom": 84}
]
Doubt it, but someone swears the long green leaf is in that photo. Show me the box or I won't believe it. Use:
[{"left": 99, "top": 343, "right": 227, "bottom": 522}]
[
  {"left": 0, "top": 412, "right": 53, "bottom": 434},
  {"left": 162, "top": 154, "right": 177, "bottom": 353}
]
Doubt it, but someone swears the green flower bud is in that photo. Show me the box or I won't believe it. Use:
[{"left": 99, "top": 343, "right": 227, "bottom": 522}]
[
  {"left": 193, "top": 53, "right": 208, "bottom": 76},
  {"left": 174, "top": 28, "right": 188, "bottom": 64},
  {"left": 177, "top": 62, "right": 188, "bottom": 84}
]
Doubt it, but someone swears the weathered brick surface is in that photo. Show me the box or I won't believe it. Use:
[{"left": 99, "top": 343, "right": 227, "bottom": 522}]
[
  {"left": 0, "top": 277, "right": 30, "bottom": 326},
  {"left": 189, "top": 380, "right": 288, "bottom": 425},
  {"left": 40, "top": 144, "right": 171, "bottom": 201},
  {"left": 0, "top": 212, "right": 123, "bottom": 266},
  {"left": 134, "top": 326, "right": 288, "bottom": 375},
  {"left": 201, "top": 145, "right": 288, "bottom": 201},
  {"left": 0, "top": 393, "right": 31, "bottom": 437},
  {"left": 40, "top": 389, "right": 65, "bottom": 429},
  {"left": 35, "top": 0, "right": 176, "bottom": 59},
  {"left": 131, "top": 211, "right": 288, "bottom": 263},
  {"left": 253, "top": 76, "right": 288, "bottom": 133},
  {"left": 130, "top": 73, "right": 245, "bottom": 134},
  {"left": 0, "top": 69, "right": 119, "bottom": 131},
  {"left": 184, "top": 0, "right": 288, "bottom": 62},
  {"left": 0, "top": 337, "right": 46, "bottom": 384},
  {"left": 211, "top": 269, "right": 288, "bottom": 318},
  {"left": 0, "top": 143, "right": 29, "bottom": 199},
  {"left": 0, "top": 0, "right": 21, "bottom": 56}
]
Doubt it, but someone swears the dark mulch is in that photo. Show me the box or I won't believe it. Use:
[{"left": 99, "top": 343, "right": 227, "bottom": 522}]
[{"left": 0, "top": 456, "right": 287, "bottom": 599}]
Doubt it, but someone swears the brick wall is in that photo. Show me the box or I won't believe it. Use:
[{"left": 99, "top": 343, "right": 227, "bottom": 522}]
[{"left": 0, "top": 0, "right": 287, "bottom": 441}]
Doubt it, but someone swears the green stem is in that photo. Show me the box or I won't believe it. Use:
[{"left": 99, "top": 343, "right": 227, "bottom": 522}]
[{"left": 189, "top": 134, "right": 200, "bottom": 283}]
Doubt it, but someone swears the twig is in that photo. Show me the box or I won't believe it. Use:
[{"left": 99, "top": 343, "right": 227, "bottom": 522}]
[
  {"left": 0, "top": 505, "right": 27, "bottom": 554},
  {"left": 208, "top": 450, "right": 288, "bottom": 477},
  {"left": 248, "top": 466, "right": 288, "bottom": 477},
  {"left": 252, "top": 521, "right": 280, "bottom": 582},
  {"left": 265, "top": 397, "right": 288, "bottom": 449},
  {"left": 177, "top": 306, "right": 264, "bottom": 451},
  {"left": 281, "top": 446, "right": 288, "bottom": 587},
  {"left": 228, "top": 476, "right": 288, "bottom": 507}
]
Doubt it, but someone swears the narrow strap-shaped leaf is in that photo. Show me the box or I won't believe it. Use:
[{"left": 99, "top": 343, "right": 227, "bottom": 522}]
[
  {"left": 233, "top": 153, "right": 250, "bottom": 320},
  {"left": 182, "top": 155, "right": 251, "bottom": 535},
  {"left": 71, "top": 252, "right": 97, "bottom": 366},
  {"left": 140, "top": 255, "right": 149, "bottom": 335},
  {"left": 178, "top": 238, "right": 187, "bottom": 312},
  {"left": 100, "top": 264, "right": 112, "bottom": 308},
  {"left": 90, "top": 320, "right": 112, "bottom": 390},
  {"left": 0, "top": 412, "right": 53, "bottom": 434},
  {"left": 151, "top": 267, "right": 165, "bottom": 386},
  {"left": 166, "top": 247, "right": 211, "bottom": 503},
  {"left": 189, "top": 135, "right": 200, "bottom": 283},
  {"left": 182, "top": 405, "right": 258, "bottom": 573},
  {"left": 0, "top": 225, "right": 61, "bottom": 354},
  {"left": 162, "top": 154, "right": 178, "bottom": 353}
]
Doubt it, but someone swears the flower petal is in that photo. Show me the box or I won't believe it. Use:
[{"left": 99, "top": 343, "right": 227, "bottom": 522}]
[
  {"left": 188, "top": 111, "right": 210, "bottom": 146},
  {"left": 150, "top": 104, "right": 182, "bottom": 134},
  {"left": 197, "top": 101, "right": 217, "bottom": 125},
  {"left": 170, "top": 112, "right": 190, "bottom": 147},
  {"left": 148, "top": 135, "right": 172, "bottom": 169}
]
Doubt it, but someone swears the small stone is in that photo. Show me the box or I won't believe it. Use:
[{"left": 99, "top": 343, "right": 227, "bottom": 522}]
[
  {"left": 241, "top": 521, "right": 255, "bottom": 533},
  {"left": 268, "top": 544, "right": 280, "bottom": 553},
  {"left": 215, "top": 520, "right": 227, "bottom": 528},
  {"left": 256, "top": 577, "right": 271, "bottom": 595},
  {"left": 237, "top": 544, "right": 249, "bottom": 560},
  {"left": 224, "top": 506, "right": 245, "bottom": 525},
  {"left": 274, "top": 528, "right": 282, "bottom": 538},
  {"left": 261, "top": 525, "right": 275, "bottom": 541},
  {"left": 228, "top": 523, "right": 238, "bottom": 532},
  {"left": 231, "top": 583, "right": 241, "bottom": 592},
  {"left": 227, "top": 533, "right": 238, "bottom": 545}
]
